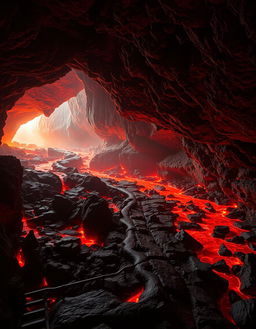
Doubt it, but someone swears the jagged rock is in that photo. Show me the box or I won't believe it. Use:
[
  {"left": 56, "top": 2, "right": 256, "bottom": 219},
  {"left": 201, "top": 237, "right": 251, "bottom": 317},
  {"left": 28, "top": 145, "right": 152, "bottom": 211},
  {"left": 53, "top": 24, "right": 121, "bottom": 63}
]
[
  {"left": 55, "top": 236, "right": 81, "bottom": 258},
  {"left": 0, "top": 156, "right": 24, "bottom": 327},
  {"left": 48, "top": 148, "right": 66, "bottom": 158},
  {"left": 29, "top": 211, "right": 57, "bottom": 227},
  {"left": 22, "top": 169, "right": 62, "bottom": 203},
  {"left": 226, "top": 236, "right": 244, "bottom": 244},
  {"left": 178, "top": 221, "right": 202, "bottom": 231},
  {"left": 187, "top": 212, "right": 204, "bottom": 223},
  {"left": 45, "top": 261, "right": 73, "bottom": 286},
  {"left": 231, "top": 298, "right": 256, "bottom": 329},
  {"left": 212, "top": 225, "right": 230, "bottom": 239},
  {"left": 226, "top": 208, "right": 246, "bottom": 220},
  {"left": 52, "top": 161, "right": 79, "bottom": 174},
  {"left": 235, "top": 220, "right": 256, "bottom": 230},
  {"left": 182, "top": 256, "right": 233, "bottom": 329},
  {"left": 63, "top": 173, "right": 88, "bottom": 188},
  {"left": 186, "top": 204, "right": 201, "bottom": 213},
  {"left": 232, "top": 265, "right": 242, "bottom": 276},
  {"left": 205, "top": 203, "right": 216, "bottom": 213},
  {"left": 81, "top": 175, "right": 109, "bottom": 195},
  {"left": 22, "top": 230, "right": 44, "bottom": 289},
  {"left": 239, "top": 231, "right": 256, "bottom": 242},
  {"left": 239, "top": 254, "right": 256, "bottom": 296},
  {"left": 54, "top": 154, "right": 83, "bottom": 169},
  {"left": 52, "top": 194, "right": 74, "bottom": 219},
  {"left": 81, "top": 196, "right": 114, "bottom": 241},
  {"left": 174, "top": 230, "right": 203, "bottom": 252},
  {"left": 0, "top": 155, "right": 23, "bottom": 234},
  {"left": 218, "top": 244, "right": 232, "bottom": 257},
  {"left": 211, "top": 259, "right": 230, "bottom": 274},
  {"left": 51, "top": 289, "right": 121, "bottom": 329}
]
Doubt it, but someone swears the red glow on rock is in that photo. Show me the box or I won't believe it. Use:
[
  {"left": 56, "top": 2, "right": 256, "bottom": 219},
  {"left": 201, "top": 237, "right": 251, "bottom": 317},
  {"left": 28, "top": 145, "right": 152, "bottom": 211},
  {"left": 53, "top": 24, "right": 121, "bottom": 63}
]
[
  {"left": 126, "top": 288, "right": 144, "bottom": 303},
  {"left": 22, "top": 216, "right": 40, "bottom": 238},
  {"left": 41, "top": 277, "right": 48, "bottom": 287},
  {"left": 77, "top": 226, "right": 97, "bottom": 247},
  {"left": 16, "top": 249, "right": 25, "bottom": 267},
  {"left": 16, "top": 149, "right": 254, "bottom": 323}
]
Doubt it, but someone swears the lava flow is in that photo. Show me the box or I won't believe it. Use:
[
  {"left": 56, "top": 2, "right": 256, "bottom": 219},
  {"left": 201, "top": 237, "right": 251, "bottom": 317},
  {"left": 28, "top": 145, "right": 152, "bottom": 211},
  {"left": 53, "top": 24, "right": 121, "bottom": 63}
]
[
  {"left": 16, "top": 149, "right": 256, "bottom": 326},
  {"left": 126, "top": 288, "right": 144, "bottom": 303}
]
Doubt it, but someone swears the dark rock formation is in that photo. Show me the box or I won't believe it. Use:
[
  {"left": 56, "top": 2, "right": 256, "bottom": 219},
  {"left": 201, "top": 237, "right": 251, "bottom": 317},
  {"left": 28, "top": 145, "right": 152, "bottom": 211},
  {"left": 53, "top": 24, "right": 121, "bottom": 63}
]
[
  {"left": 239, "top": 254, "right": 256, "bottom": 296},
  {"left": 231, "top": 298, "right": 256, "bottom": 329},
  {"left": 0, "top": 156, "right": 24, "bottom": 328},
  {"left": 0, "top": 156, "right": 23, "bottom": 235},
  {"left": 81, "top": 196, "right": 114, "bottom": 241},
  {"left": 22, "top": 169, "right": 62, "bottom": 205}
]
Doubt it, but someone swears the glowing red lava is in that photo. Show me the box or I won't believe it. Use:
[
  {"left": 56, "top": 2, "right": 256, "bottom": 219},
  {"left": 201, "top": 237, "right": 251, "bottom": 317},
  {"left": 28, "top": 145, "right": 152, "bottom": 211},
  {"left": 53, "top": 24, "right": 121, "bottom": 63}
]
[
  {"left": 16, "top": 249, "right": 25, "bottom": 267},
  {"left": 17, "top": 150, "right": 256, "bottom": 322},
  {"left": 81, "top": 167, "right": 255, "bottom": 320},
  {"left": 126, "top": 288, "right": 144, "bottom": 303}
]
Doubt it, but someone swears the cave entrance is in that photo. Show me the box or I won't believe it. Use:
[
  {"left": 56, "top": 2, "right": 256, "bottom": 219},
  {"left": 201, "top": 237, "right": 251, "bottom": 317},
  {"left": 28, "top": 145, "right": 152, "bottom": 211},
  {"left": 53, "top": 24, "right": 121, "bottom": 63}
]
[{"left": 11, "top": 96, "right": 102, "bottom": 151}]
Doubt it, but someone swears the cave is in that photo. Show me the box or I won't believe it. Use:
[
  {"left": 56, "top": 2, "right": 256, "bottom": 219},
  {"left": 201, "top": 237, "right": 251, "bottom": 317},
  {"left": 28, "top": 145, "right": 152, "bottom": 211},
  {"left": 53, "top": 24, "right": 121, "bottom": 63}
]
[{"left": 1, "top": 1, "right": 256, "bottom": 329}]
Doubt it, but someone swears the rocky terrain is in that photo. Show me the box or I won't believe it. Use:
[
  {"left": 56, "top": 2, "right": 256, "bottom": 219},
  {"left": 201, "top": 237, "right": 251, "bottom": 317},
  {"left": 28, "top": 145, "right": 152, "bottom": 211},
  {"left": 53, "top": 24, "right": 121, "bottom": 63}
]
[{"left": 0, "top": 146, "right": 255, "bottom": 328}]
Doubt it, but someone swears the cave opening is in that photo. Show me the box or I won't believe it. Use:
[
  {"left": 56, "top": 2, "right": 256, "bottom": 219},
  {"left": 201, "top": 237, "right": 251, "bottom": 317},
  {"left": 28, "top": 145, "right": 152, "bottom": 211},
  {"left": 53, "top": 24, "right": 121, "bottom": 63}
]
[{"left": 1, "top": 2, "right": 256, "bottom": 329}]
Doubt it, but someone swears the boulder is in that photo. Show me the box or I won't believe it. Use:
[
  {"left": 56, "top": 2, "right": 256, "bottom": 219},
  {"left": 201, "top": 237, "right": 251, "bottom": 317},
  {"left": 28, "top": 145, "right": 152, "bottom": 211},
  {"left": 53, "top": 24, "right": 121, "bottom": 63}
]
[{"left": 81, "top": 196, "right": 114, "bottom": 241}]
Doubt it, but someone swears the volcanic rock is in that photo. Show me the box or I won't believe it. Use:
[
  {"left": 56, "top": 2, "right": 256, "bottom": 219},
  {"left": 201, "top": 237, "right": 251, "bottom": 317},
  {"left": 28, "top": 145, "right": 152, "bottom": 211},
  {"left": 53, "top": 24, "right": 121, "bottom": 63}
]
[
  {"left": 239, "top": 231, "right": 256, "bottom": 242},
  {"left": 55, "top": 236, "right": 81, "bottom": 259},
  {"left": 174, "top": 230, "right": 203, "bottom": 252},
  {"left": 226, "top": 236, "right": 245, "bottom": 244},
  {"left": 212, "top": 225, "right": 230, "bottom": 239},
  {"left": 22, "top": 230, "right": 44, "bottom": 289},
  {"left": 54, "top": 154, "right": 83, "bottom": 169},
  {"left": 205, "top": 203, "right": 216, "bottom": 213},
  {"left": 51, "top": 289, "right": 121, "bottom": 329},
  {"left": 178, "top": 221, "right": 202, "bottom": 231},
  {"left": 52, "top": 194, "right": 74, "bottom": 219},
  {"left": 231, "top": 298, "right": 256, "bottom": 329},
  {"left": 81, "top": 175, "right": 109, "bottom": 195},
  {"left": 211, "top": 259, "right": 230, "bottom": 274},
  {"left": 64, "top": 173, "right": 88, "bottom": 188},
  {"left": 45, "top": 261, "right": 73, "bottom": 286},
  {"left": 81, "top": 196, "right": 114, "bottom": 241},
  {"left": 48, "top": 148, "right": 66, "bottom": 158},
  {"left": 235, "top": 220, "right": 256, "bottom": 230},
  {"left": 187, "top": 212, "right": 204, "bottom": 223},
  {"left": 232, "top": 265, "right": 242, "bottom": 276},
  {"left": 218, "top": 244, "right": 232, "bottom": 257},
  {"left": 226, "top": 208, "right": 246, "bottom": 220},
  {"left": 22, "top": 169, "right": 62, "bottom": 203},
  {"left": 0, "top": 156, "right": 24, "bottom": 327},
  {"left": 52, "top": 161, "right": 79, "bottom": 174},
  {"left": 239, "top": 254, "right": 256, "bottom": 296},
  {"left": 0, "top": 155, "right": 23, "bottom": 234}
]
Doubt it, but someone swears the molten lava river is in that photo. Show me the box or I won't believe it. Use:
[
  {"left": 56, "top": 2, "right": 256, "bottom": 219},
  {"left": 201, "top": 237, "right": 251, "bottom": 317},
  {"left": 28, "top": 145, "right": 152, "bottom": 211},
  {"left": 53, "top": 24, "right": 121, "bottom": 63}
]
[{"left": 14, "top": 148, "right": 256, "bottom": 326}]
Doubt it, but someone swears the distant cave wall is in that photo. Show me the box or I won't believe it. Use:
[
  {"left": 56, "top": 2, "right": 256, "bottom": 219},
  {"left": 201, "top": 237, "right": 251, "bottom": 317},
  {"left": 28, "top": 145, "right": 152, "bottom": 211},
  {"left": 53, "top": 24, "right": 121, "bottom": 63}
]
[
  {"left": 36, "top": 90, "right": 102, "bottom": 149},
  {"left": 0, "top": 0, "right": 256, "bottom": 210},
  {"left": 75, "top": 72, "right": 190, "bottom": 179}
]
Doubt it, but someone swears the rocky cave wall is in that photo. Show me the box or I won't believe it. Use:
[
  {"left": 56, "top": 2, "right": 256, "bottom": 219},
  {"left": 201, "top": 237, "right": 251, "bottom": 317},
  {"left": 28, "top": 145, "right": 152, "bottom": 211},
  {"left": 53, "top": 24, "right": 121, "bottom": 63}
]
[
  {"left": 36, "top": 89, "right": 102, "bottom": 149},
  {"left": 1, "top": 0, "right": 256, "bottom": 214},
  {"left": 75, "top": 72, "right": 191, "bottom": 179}
]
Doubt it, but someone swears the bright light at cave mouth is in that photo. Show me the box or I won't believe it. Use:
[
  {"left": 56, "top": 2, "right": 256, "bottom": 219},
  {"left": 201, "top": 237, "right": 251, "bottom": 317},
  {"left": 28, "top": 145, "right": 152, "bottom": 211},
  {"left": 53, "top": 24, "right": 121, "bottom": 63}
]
[
  {"left": 12, "top": 115, "right": 45, "bottom": 147},
  {"left": 11, "top": 98, "right": 102, "bottom": 150}
]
